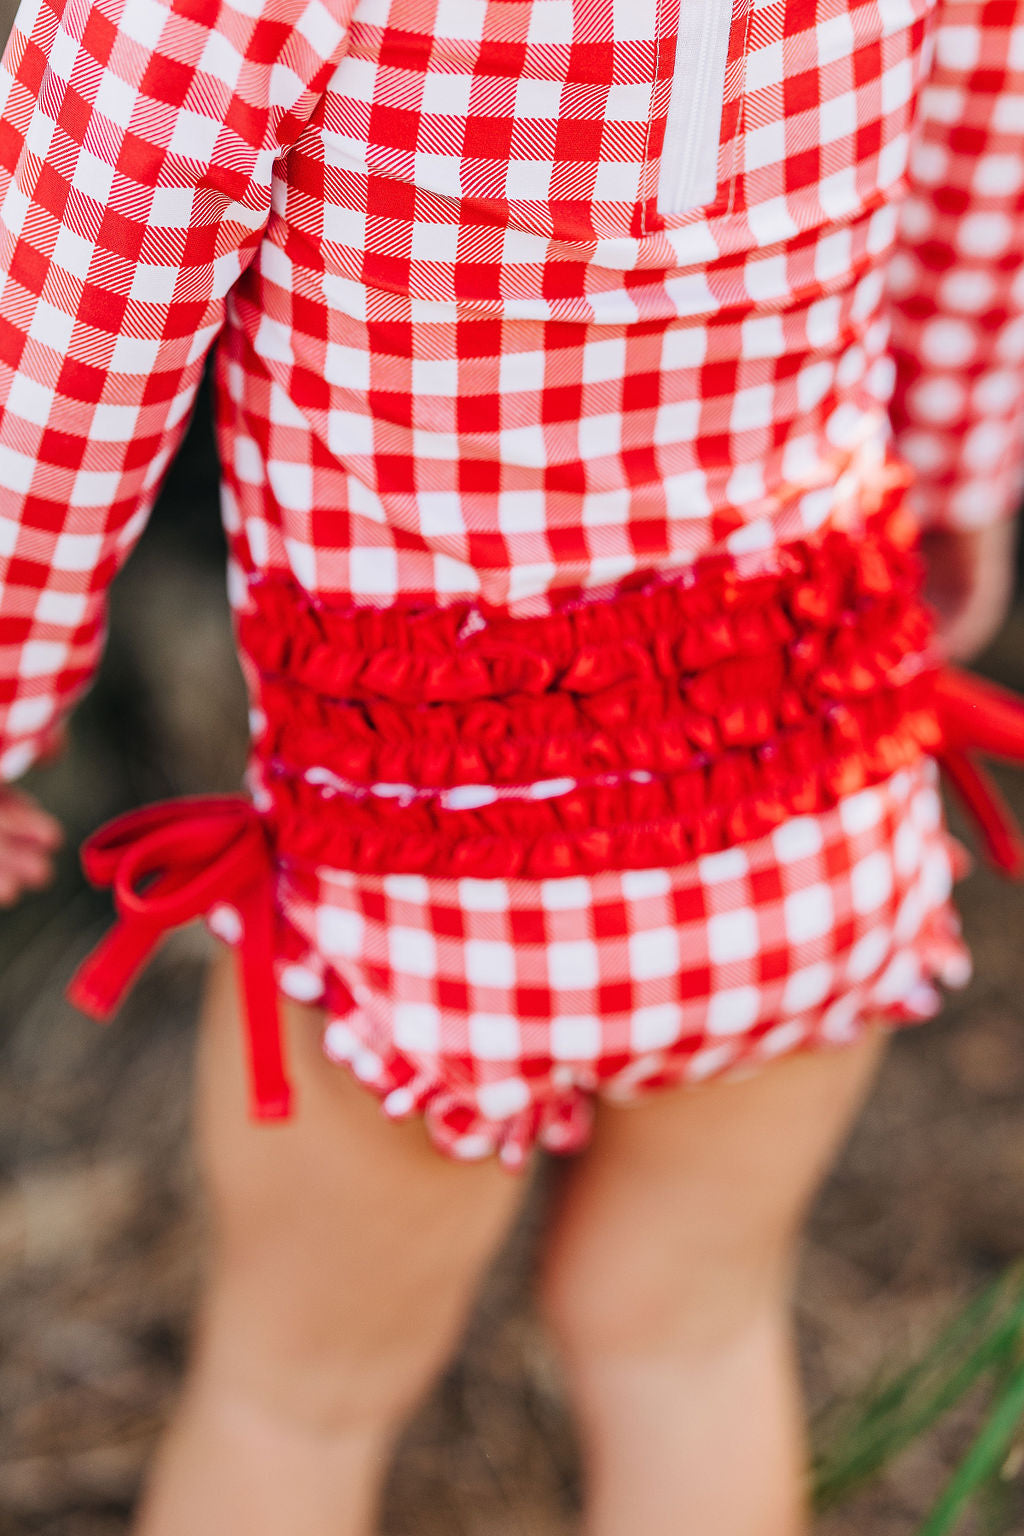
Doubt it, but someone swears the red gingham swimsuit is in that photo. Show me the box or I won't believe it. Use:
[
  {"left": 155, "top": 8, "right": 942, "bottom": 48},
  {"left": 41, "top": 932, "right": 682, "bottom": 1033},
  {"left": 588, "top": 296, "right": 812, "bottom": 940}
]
[{"left": 0, "top": 0, "right": 1022, "bottom": 1166}]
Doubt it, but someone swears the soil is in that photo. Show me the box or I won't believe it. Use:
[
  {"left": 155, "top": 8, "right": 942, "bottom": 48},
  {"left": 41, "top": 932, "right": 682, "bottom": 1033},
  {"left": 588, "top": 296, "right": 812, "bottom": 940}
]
[{"left": 1, "top": 394, "right": 1024, "bottom": 1535}]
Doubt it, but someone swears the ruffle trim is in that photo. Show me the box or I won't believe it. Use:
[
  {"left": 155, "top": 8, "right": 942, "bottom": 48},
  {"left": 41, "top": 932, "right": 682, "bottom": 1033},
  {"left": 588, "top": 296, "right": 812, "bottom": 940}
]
[{"left": 282, "top": 891, "right": 972, "bottom": 1172}]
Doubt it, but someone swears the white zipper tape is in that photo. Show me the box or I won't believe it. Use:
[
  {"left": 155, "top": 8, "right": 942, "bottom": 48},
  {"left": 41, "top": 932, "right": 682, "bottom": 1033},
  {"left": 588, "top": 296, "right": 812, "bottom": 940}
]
[{"left": 657, "top": 0, "right": 735, "bottom": 217}]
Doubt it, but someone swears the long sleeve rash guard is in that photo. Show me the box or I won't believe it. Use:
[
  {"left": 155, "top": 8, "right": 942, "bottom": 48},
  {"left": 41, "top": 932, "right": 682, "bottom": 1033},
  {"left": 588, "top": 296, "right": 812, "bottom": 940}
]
[{"left": 0, "top": 0, "right": 1020, "bottom": 783}]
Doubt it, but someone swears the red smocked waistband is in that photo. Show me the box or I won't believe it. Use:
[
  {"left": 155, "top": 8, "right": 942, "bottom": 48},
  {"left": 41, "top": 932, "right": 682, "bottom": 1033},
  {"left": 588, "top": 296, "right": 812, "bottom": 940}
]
[{"left": 235, "top": 498, "right": 948, "bottom": 879}]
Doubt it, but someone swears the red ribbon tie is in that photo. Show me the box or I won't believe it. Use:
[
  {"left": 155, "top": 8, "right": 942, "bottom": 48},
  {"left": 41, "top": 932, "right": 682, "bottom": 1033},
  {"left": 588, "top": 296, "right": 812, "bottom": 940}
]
[
  {"left": 935, "top": 667, "right": 1024, "bottom": 880},
  {"left": 66, "top": 794, "right": 292, "bottom": 1121}
]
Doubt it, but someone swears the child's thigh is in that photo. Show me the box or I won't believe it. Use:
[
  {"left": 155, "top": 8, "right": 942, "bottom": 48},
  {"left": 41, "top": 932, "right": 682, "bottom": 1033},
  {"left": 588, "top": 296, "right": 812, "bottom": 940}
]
[
  {"left": 190, "top": 944, "right": 527, "bottom": 1411},
  {"left": 538, "top": 1024, "right": 890, "bottom": 1352}
]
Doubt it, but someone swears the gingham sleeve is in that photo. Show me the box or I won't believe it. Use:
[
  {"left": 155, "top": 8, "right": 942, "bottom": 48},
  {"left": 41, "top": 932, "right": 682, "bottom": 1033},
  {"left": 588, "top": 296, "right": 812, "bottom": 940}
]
[
  {"left": 0, "top": 0, "right": 353, "bottom": 781},
  {"left": 885, "top": 0, "right": 1024, "bottom": 531}
]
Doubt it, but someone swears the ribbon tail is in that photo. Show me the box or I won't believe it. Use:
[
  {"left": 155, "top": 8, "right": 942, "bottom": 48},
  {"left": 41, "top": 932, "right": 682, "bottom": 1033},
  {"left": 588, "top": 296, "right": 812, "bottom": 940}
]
[
  {"left": 935, "top": 668, "right": 1024, "bottom": 761},
  {"left": 236, "top": 888, "right": 293, "bottom": 1121},
  {"left": 67, "top": 918, "right": 164, "bottom": 1020},
  {"left": 939, "top": 747, "right": 1024, "bottom": 879}
]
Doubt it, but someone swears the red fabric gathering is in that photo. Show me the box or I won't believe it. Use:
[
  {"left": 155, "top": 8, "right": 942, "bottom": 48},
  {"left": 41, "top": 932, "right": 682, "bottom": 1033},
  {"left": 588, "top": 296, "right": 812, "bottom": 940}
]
[
  {"left": 239, "top": 506, "right": 929, "bottom": 711},
  {"left": 237, "top": 502, "right": 946, "bottom": 880}
]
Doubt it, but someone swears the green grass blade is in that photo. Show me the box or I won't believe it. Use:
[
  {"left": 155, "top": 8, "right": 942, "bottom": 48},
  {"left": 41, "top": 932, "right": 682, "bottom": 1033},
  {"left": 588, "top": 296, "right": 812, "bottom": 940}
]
[
  {"left": 975, "top": 1430, "right": 1021, "bottom": 1536},
  {"left": 916, "top": 1354, "right": 1024, "bottom": 1536},
  {"left": 812, "top": 1265, "right": 1024, "bottom": 1509},
  {"left": 815, "top": 1265, "right": 1021, "bottom": 1445},
  {"left": 976, "top": 1473, "right": 1015, "bottom": 1536}
]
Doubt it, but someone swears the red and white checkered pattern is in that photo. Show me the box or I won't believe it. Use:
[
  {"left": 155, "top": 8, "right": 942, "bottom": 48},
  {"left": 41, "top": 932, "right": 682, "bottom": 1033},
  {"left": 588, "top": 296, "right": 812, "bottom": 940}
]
[
  {"left": 0, "top": 0, "right": 1022, "bottom": 779},
  {"left": 247, "top": 756, "right": 968, "bottom": 1166},
  {"left": 887, "top": 1, "right": 1024, "bottom": 530},
  {"left": 0, "top": 0, "right": 1015, "bottom": 1160},
  {"left": 0, "top": 0, "right": 353, "bottom": 779}
]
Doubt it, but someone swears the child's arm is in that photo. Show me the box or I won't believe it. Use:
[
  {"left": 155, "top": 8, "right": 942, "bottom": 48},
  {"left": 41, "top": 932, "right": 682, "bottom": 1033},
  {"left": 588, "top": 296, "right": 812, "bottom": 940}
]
[
  {"left": 0, "top": 0, "right": 353, "bottom": 796},
  {"left": 885, "top": 0, "right": 1024, "bottom": 658}
]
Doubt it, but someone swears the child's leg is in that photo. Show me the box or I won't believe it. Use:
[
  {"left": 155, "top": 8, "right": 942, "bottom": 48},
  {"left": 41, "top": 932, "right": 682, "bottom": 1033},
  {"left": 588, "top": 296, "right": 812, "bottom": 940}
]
[
  {"left": 536, "top": 1024, "right": 890, "bottom": 1536},
  {"left": 133, "top": 943, "right": 527, "bottom": 1536}
]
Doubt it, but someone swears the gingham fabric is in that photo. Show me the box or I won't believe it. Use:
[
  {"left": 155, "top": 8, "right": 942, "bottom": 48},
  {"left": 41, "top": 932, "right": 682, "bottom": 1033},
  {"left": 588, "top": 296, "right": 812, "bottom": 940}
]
[
  {"left": 0, "top": 0, "right": 1017, "bottom": 1162},
  {"left": 243, "top": 756, "right": 968, "bottom": 1167},
  {"left": 888, "top": 2, "right": 1024, "bottom": 531},
  {"left": 1, "top": 0, "right": 1023, "bottom": 781}
]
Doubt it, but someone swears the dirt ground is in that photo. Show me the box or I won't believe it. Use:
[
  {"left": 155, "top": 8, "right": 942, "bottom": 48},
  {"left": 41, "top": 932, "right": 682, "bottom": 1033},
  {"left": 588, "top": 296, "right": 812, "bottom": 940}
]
[{"left": 1, "top": 397, "right": 1024, "bottom": 1535}]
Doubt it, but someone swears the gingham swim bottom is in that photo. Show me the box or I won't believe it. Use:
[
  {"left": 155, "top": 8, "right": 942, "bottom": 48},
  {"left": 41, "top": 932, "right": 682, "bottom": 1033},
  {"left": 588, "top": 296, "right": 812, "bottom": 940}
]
[
  {"left": 70, "top": 488, "right": 1019, "bottom": 1165},
  {"left": 221, "top": 755, "right": 969, "bottom": 1170}
]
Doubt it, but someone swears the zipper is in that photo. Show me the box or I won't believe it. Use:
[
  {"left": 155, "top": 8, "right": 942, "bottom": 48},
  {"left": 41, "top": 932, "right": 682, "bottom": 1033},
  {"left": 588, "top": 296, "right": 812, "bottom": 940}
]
[{"left": 657, "top": 0, "right": 735, "bottom": 218}]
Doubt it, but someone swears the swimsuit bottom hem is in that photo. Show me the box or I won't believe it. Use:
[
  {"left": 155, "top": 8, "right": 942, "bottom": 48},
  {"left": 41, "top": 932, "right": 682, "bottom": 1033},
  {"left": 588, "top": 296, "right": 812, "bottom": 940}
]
[{"left": 244, "top": 887, "right": 969, "bottom": 1172}]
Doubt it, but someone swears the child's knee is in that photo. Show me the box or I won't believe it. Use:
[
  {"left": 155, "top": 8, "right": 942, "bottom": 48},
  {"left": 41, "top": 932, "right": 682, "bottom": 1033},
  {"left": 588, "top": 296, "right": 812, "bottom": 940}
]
[
  {"left": 192, "top": 1272, "right": 460, "bottom": 1441},
  {"left": 536, "top": 1185, "right": 796, "bottom": 1367}
]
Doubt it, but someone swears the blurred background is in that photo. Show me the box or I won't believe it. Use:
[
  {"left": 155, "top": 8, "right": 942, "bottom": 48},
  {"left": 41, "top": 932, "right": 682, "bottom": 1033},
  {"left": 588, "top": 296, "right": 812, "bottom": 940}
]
[{"left": 1, "top": 0, "right": 1024, "bottom": 1523}]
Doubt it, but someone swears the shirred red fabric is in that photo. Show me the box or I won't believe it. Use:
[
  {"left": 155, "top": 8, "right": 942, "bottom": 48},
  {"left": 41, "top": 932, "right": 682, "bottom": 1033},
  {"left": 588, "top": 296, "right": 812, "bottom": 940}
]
[
  {"left": 240, "top": 498, "right": 945, "bottom": 880},
  {"left": 0, "top": 0, "right": 1019, "bottom": 1161}
]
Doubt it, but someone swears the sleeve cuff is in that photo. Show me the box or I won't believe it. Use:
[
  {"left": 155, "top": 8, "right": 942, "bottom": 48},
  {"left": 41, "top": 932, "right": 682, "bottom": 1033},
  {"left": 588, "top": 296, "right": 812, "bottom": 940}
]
[
  {"left": 0, "top": 723, "right": 68, "bottom": 784},
  {"left": 904, "top": 475, "right": 1024, "bottom": 532}
]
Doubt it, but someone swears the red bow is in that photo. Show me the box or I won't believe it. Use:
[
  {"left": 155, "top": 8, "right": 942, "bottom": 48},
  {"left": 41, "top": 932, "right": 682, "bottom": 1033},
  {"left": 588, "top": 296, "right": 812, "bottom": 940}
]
[
  {"left": 66, "top": 795, "right": 292, "bottom": 1121},
  {"left": 934, "top": 667, "right": 1024, "bottom": 879}
]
